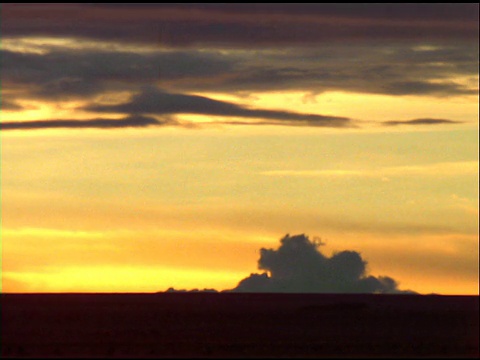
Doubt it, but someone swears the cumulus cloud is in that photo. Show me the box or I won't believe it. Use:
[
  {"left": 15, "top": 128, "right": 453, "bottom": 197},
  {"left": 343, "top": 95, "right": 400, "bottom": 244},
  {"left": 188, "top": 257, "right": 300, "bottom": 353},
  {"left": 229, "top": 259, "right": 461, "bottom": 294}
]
[
  {"left": 226, "top": 234, "right": 415, "bottom": 294},
  {"left": 0, "top": 115, "right": 166, "bottom": 131},
  {"left": 86, "top": 86, "right": 352, "bottom": 127}
]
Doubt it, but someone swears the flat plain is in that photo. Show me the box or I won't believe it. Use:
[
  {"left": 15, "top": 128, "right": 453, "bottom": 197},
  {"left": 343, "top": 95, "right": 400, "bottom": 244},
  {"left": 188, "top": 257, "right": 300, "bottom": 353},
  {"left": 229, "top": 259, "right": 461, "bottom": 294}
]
[{"left": 2, "top": 293, "right": 478, "bottom": 358}]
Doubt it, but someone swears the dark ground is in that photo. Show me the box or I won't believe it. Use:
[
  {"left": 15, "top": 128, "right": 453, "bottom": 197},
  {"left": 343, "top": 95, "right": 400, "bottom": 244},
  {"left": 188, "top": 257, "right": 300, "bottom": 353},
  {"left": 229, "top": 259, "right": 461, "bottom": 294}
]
[{"left": 1, "top": 293, "right": 479, "bottom": 358}]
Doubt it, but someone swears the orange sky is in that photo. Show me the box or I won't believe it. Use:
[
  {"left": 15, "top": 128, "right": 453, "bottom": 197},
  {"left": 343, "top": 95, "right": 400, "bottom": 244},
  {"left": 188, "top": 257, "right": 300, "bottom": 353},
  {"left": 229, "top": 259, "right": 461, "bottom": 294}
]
[{"left": 1, "top": 4, "right": 479, "bottom": 294}]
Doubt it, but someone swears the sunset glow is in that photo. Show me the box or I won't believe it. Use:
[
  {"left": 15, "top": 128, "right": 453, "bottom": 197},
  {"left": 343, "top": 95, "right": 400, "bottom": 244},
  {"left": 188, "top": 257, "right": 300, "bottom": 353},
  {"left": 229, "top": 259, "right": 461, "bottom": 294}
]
[{"left": 1, "top": 4, "right": 478, "bottom": 294}]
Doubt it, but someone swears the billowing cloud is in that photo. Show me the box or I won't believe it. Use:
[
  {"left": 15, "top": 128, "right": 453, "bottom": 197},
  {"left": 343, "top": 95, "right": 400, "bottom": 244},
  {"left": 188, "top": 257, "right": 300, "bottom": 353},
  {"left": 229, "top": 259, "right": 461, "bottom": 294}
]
[
  {"left": 227, "top": 234, "right": 415, "bottom": 294},
  {"left": 382, "top": 118, "right": 463, "bottom": 126},
  {"left": 165, "top": 234, "right": 416, "bottom": 294},
  {"left": 86, "top": 87, "right": 352, "bottom": 127},
  {"left": 1, "top": 115, "right": 165, "bottom": 131}
]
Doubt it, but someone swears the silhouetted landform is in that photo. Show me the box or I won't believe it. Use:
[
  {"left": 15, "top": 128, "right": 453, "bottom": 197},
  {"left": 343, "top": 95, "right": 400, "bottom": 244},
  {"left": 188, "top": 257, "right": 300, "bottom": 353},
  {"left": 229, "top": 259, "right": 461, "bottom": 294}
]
[{"left": 2, "top": 293, "right": 478, "bottom": 358}]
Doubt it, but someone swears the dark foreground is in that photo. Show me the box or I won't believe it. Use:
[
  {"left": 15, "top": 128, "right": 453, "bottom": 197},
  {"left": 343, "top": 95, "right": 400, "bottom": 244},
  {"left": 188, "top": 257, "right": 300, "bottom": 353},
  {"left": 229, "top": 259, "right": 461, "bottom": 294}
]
[{"left": 2, "top": 293, "right": 479, "bottom": 358}]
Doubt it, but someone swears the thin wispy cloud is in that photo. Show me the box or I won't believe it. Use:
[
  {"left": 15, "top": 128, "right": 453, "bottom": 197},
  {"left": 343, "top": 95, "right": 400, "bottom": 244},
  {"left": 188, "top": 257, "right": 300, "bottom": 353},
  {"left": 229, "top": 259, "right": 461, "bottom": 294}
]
[
  {"left": 0, "top": 115, "right": 165, "bottom": 131},
  {"left": 86, "top": 86, "right": 353, "bottom": 127},
  {"left": 260, "top": 161, "right": 479, "bottom": 178},
  {"left": 1, "top": 100, "right": 25, "bottom": 111},
  {"left": 383, "top": 118, "right": 464, "bottom": 126}
]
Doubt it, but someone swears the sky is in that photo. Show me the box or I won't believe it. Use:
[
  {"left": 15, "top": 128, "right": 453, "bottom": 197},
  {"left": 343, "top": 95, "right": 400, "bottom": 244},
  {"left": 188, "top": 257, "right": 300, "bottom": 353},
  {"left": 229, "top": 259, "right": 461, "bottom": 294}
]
[{"left": 1, "top": 3, "right": 478, "bottom": 295}]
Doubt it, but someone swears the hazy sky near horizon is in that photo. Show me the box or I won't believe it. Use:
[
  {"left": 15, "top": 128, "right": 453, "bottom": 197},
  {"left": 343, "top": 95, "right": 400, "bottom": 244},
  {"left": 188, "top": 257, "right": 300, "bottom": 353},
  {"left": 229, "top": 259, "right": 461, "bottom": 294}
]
[{"left": 1, "top": 3, "right": 478, "bottom": 294}]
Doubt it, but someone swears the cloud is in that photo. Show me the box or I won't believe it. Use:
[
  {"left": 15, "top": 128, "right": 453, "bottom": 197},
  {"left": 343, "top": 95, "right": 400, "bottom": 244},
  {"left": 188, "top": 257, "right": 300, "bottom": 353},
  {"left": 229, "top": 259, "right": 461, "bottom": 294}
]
[
  {"left": 2, "top": 4, "right": 478, "bottom": 47},
  {"left": 382, "top": 118, "right": 464, "bottom": 126},
  {"left": 1, "top": 48, "right": 235, "bottom": 100},
  {"left": 2, "top": 5, "right": 477, "bottom": 129},
  {"left": 260, "top": 161, "right": 479, "bottom": 179},
  {"left": 165, "top": 287, "right": 218, "bottom": 293},
  {"left": 2, "top": 29, "right": 477, "bottom": 106},
  {"left": 261, "top": 170, "right": 365, "bottom": 178},
  {"left": 1, "top": 100, "right": 24, "bottom": 111},
  {"left": 381, "top": 81, "right": 476, "bottom": 96},
  {"left": 0, "top": 115, "right": 166, "bottom": 131},
  {"left": 226, "top": 234, "right": 415, "bottom": 294},
  {"left": 214, "top": 120, "right": 357, "bottom": 128},
  {"left": 86, "top": 87, "right": 352, "bottom": 127},
  {"left": 3, "top": 42, "right": 477, "bottom": 102},
  {"left": 205, "top": 46, "right": 478, "bottom": 96}
]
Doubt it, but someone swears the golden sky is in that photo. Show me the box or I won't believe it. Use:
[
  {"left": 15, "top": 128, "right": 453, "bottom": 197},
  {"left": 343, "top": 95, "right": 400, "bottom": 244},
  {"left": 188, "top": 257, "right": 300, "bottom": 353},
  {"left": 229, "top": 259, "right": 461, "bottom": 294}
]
[{"left": 1, "top": 4, "right": 478, "bottom": 294}]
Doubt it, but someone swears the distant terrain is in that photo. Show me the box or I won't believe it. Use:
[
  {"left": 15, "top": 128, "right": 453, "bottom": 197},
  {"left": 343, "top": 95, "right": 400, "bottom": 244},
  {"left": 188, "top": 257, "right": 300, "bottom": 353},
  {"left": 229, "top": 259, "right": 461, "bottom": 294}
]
[{"left": 2, "top": 293, "right": 478, "bottom": 358}]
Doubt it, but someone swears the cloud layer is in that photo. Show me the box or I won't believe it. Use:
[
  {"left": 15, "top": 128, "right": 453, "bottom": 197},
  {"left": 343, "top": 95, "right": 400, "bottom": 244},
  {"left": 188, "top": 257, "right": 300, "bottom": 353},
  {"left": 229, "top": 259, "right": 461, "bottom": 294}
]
[
  {"left": 3, "top": 4, "right": 478, "bottom": 47},
  {"left": 2, "top": 42, "right": 476, "bottom": 103},
  {"left": 2, "top": 4, "right": 476, "bottom": 131}
]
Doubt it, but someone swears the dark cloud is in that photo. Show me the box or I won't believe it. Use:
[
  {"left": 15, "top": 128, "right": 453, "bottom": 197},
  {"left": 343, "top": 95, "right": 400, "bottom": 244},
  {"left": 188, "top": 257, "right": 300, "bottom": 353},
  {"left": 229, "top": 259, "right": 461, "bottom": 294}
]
[
  {"left": 382, "top": 118, "right": 463, "bottom": 126},
  {"left": 86, "top": 87, "right": 352, "bottom": 127},
  {"left": 2, "top": 4, "right": 478, "bottom": 47},
  {"left": 381, "top": 81, "right": 476, "bottom": 97},
  {"left": 226, "top": 234, "right": 415, "bottom": 294},
  {"left": 1, "top": 49, "right": 235, "bottom": 100},
  {"left": 2, "top": 40, "right": 476, "bottom": 103},
  {"left": 214, "top": 120, "right": 358, "bottom": 128},
  {"left": 0, "top": 115, "right": 165, "bottom": 131},
  {"left": 208, "top": 45, "right": 478, "bottom": 96},
  {"left": 1, "top": 100, "right": 24, "bottom": 111},
  {"left": 2, "top": 4, "right": 477, "bottom": 126},
  {"left": 165, "top": 287, "right": 218, "bottom": 293}
]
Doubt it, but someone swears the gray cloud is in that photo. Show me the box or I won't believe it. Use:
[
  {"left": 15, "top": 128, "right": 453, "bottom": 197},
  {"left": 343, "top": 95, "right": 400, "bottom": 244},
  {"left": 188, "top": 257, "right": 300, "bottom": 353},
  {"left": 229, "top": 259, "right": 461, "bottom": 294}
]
[
  {"left": 381, "top": 81, "right": 476, "bottom": 97},
  {"left": 2, "top": 4, "right": 477, "bottom": 128},
  {"left": 2, "top": 40, "right": 476, "bottom": 103},
  {"left": 214, "top": 120, "right": 357, "bottom": 128},
  {"left": 1, "top": 100, "right": 24, "bottom": 111},
  {"left": 207, "top": 45, "right": 478, "bottom": 96},
  {"left": 1, "top": 115, "right": 165, "bottom": 131},
  {"left": 382, "top": 118, "right": 464, "bottom": 126},
  {"left": 227, "top": 234, "right": 415, "bottom": 294},
  {"left": 165, "top": 287, "right": 218, "bottom": 293},
  {"left": 86, "top": 87, "right": 352, "bottom": 127},
  {"left": 3, "top": 4, "right": 478, "bottom": 47},
  {"left": 1, "top": 49, "right": 235, "bottom": 100}
]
